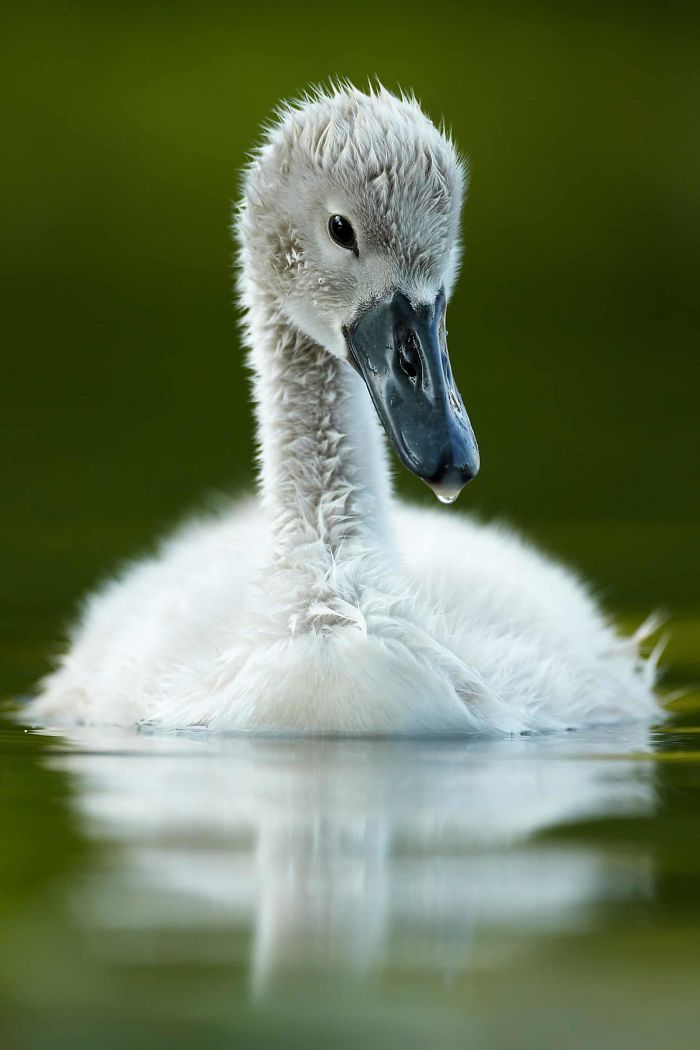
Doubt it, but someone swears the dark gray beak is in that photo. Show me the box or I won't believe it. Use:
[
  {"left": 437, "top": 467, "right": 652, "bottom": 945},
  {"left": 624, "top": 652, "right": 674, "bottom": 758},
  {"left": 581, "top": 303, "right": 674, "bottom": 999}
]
[{"left": 342, "top": 288, "right": 480, "bottom": 503}]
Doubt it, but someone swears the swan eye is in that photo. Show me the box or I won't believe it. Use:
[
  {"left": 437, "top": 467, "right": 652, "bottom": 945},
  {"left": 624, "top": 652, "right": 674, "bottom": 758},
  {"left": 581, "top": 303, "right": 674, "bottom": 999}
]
[{"left": 328, "top": 214, "right": 357, "bottom": 253}]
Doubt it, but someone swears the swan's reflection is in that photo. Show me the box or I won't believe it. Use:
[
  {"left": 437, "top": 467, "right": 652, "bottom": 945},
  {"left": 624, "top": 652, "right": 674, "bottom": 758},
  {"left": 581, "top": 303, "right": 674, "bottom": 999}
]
[{"left": 44, "top": 725, "right": 656, "bottom": 994}]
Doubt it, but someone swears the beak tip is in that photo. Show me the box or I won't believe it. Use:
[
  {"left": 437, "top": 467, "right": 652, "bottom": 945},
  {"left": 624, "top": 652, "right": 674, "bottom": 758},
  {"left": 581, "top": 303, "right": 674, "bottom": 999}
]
[{"left": 427, "top": 456, "right": 480, "bottom": 505}]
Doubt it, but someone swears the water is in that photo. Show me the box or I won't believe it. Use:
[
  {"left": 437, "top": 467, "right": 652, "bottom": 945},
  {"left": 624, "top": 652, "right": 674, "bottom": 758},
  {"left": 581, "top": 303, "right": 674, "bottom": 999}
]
[{"left": 1, "top": 671, "right": 699, "bottom": 1048}]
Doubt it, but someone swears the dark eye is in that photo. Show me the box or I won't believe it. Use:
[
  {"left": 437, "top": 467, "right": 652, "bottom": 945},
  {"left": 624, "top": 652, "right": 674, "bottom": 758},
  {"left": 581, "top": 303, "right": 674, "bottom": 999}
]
[{"left": 328, "top": 214, "right": 357, "bottom": 253}]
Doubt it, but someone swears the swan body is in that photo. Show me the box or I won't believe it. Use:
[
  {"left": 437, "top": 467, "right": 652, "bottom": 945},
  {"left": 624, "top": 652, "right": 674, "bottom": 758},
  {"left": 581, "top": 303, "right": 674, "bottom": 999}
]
[{"left": 31, "top": 85, "right": 659, "bottom": 734}]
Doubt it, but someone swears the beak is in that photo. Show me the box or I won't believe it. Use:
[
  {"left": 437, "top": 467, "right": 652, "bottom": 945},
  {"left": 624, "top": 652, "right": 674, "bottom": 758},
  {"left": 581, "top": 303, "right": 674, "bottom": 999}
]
[{"left": 342, "top": 288, "right": 480, "bottom": 503}]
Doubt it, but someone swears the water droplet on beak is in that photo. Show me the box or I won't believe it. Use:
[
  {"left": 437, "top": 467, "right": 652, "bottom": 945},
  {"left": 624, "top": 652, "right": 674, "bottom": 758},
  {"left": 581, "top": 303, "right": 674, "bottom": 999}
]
[{"left": 428, "top": 482, "right": 461, "bottom": 505}]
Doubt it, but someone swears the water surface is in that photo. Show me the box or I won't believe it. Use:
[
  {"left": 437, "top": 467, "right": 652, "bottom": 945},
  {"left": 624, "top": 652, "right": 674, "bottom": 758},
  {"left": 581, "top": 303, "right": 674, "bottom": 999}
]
[{"left": 1, "top": 670, "right": 699, "bottom": 1048}]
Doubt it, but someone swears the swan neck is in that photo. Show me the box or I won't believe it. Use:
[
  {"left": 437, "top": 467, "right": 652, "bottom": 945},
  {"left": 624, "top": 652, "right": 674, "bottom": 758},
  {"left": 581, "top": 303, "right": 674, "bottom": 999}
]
[{"left": 247, "top": 296, "right": 394, "bottom": 555}]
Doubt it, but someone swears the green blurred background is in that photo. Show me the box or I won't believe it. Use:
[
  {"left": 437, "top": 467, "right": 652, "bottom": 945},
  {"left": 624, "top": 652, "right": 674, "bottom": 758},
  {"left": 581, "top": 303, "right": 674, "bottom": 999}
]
[{"left": 2, "top": 0, "right": 698, "bottom": 696}]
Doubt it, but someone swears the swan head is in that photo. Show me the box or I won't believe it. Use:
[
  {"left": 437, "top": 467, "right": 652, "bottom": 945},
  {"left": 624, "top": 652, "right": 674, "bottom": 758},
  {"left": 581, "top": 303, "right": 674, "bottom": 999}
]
[{"left": 239, "top": 84, "right": 480, "bottom": 502}]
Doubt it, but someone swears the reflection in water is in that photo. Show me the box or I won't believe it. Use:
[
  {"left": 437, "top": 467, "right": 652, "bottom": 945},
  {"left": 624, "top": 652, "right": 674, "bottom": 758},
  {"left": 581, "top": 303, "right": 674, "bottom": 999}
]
[{"left": 43, "top": 725, "right": 656, "bottom": 996}]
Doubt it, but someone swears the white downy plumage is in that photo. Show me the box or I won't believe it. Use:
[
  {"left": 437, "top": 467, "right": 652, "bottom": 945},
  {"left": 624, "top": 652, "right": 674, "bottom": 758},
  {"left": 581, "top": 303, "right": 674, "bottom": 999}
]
[{"left": 30, "top": 84, "right": 661, "bottom": 734}]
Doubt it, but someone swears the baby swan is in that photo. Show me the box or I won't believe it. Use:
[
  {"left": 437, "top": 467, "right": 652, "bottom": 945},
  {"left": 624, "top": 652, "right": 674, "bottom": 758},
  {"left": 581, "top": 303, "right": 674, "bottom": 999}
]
[{"left": 30, "top": 85, "right": 659, "bottom": 734}]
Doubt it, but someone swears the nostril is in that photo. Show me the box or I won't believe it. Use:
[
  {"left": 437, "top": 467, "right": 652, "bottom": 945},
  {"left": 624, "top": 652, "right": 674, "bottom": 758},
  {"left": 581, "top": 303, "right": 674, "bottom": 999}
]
[{"left": 397, "top": 330, "right": 421, "bottom": 383}]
